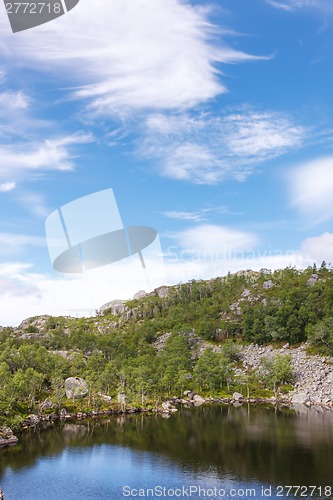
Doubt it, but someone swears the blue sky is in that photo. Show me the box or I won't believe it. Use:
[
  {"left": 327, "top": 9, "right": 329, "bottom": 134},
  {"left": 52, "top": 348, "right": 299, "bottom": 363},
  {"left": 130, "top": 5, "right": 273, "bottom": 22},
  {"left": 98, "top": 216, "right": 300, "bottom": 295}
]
[{"left": 1, "top": 0, "right": 333, "bottom": 325}]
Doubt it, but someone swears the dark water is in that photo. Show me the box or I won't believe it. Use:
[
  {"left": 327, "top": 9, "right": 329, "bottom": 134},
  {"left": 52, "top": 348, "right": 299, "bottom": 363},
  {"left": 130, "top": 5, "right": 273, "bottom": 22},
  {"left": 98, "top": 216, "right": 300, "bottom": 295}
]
[{"left": 1, "top": 404, "right": 333, "bottom": 499}]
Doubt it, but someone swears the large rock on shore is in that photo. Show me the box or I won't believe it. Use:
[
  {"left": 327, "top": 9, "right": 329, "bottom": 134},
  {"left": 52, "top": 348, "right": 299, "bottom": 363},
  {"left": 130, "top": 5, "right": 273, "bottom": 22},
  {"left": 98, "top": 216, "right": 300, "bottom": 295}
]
[
  {"left": 0, "top": 426, "right": 18, "bottom": 447},
  {"left": 291, "top": 393, "right": 310, "bottom": 405},
  {"left": 64, "top": 377, "right": 88, "bottom": 399},
  {"left": 233, "top": 392, "right": 244, "bottom": 402}
]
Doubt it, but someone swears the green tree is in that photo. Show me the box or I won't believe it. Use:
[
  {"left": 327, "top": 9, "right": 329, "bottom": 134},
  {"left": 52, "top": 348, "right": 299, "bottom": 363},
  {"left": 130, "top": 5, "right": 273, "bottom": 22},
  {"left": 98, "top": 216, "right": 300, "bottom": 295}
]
[
  {"left": 49, "top": 376, "right": 66, "bottom": 412},
  {"left": 259, "top": 354, "right": 293, "bottom": 393},
  {"left": 12, "top": 368, "right": 45, "bottom": 410},
  {"left": 307, "top": 317, "right": 333, "bottom": 355},
  {"left": 193, "top": 349, "right": 232, "bottom": 392}
]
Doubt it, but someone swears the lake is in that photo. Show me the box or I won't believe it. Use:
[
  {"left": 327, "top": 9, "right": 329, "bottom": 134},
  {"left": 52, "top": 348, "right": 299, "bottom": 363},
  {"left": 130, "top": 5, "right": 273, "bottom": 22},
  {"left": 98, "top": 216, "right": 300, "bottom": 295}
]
[{"left": 1, "top": 404, "right": 333, "bottom": 499}]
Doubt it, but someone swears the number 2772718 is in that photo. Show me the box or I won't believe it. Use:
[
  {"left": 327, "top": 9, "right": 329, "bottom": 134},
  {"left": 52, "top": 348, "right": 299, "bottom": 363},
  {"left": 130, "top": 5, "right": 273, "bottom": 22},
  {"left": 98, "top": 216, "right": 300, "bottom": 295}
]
[{"left": 5, "top": 3, "right": 62, "bottom": 14}]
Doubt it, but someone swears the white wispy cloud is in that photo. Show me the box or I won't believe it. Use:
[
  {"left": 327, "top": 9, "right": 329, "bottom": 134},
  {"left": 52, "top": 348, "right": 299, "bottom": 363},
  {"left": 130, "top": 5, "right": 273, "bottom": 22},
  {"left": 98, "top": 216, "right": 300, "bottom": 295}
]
[
  {"left": 289, "top": 156, "right": 333, "bottom": 224},
  {"left": 162, "top": 223, "right": 305, "bottom": 285},
  {"left": 0, "top": 233, "right": 44, "bottom": 255},
  {"left": 0, "top": 74, "right": 95, "bottom": 185},
  {"left": 224, "top": 112, "right": 303, "bottom": 157},
  {"left": 266, "top": 0, "right": 333, "bottom": 13},
  {"left": 162, "top": 210, "right": 209, "bottom": 223},
  {"left": 175, "top": 224, "right": 259, "bottom": 255},
  {"left": 0, "top": 140, "right": 74, "bottom": 174},
  {"left": 141, "top": 110, "right": 305, "bottom": 184},
  {"left": 0, "top": 254, "right": 166, "bottom": 326},
  {"left": 161, "top": 205, "right": 237, "bottom": 222},
  {"left": 301, "top": 232, "right": 333, "bottom": 264},
  {"left": 16, "top": 191, "right": 50, "bottom": 217},
  {"left": 0, "top": 91, "right": 30, "bottom": 111},
  {"left": 0, "top": 132, "right": 94, "bottom": 181},
  {"left": 0, "top": 181, "right": 16, "bottom": 192},
  {"left": 0, "top": 0, "right": 268, "bottom": 115},
  {"left": 0, "top": 262, "right": 91, "bottom": 325},
  {"left": 266, "top": 1, "right": 295, "bottom": 11}
]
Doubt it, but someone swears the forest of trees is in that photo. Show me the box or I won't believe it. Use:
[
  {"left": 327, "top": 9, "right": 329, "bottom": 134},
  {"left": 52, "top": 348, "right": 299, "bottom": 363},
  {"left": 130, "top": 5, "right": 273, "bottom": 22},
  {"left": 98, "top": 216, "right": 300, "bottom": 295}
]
[{"left": 0, "top": 265, "right": 332, "bottom": 430}]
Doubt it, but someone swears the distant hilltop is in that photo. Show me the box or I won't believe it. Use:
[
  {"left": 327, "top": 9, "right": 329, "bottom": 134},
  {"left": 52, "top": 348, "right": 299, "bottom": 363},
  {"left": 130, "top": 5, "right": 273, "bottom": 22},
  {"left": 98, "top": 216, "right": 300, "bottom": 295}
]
[
  {"left": 5, "top": 265, "right": 332, "bottom": 354},
  {"left": 1, "top": 265, "right": 333, "bottom": 435}
]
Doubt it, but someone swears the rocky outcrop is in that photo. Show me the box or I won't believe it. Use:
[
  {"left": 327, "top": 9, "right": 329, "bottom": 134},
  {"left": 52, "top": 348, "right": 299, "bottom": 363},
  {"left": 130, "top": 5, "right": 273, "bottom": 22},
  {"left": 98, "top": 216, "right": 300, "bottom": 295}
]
[
  {"left": 161, "top": 401, "right": 178, "bottom": 412},
  {"left": 154, "top": 330, "right": 202, "bottom": 355},
  {"left": 263, "top": 280, "right": 275, "bottom": 289},
  {"left": 133, "top": 290, "right": 147, "bottom": 300},
  {"left": 64, "top": 377, "right": 89, "bottom": 399},
  {"left": 98, "top": 300, "right": 127, "bottom": 316},
  {"left": 288, "top": 346, "right": 333, "bottom": 405},
  {"left": 18, "top": 315, "right": 51, "bottom": 331},
  {"left": 307, "top": 274, "right": 319, "bottom": 285},
  {"left": 240, "top": 343, "right": 333, "bottom": 405},
  {"left": 291, "top": 393, "right": 311, "bottom": 405},
  {"left": 192, "top": 394, "right": 206, "bottom": 405},
  {"left": 150, "top": 285, "right": 169, "bottom": 298},
  {"left": 50, "top": 350, "right": 80, "bottom": 361},
  {"left": 39, "top": 399, "right": 56, "bottom": 412},
  {"left": 153, "top": 332, "right": 171, "bottom": 352},
  {"left": 233, "top": 392, "right": 244, "bottom": 402},
  {"left": 0, "top": 426, "right": 18, "bottom": 447}
]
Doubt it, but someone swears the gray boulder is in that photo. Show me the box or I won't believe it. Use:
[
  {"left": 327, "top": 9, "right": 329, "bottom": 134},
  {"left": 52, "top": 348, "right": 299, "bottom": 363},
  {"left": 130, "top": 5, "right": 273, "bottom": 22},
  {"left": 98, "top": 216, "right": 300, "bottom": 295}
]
[
  {"left": 0, "top": 426, "right": 18, "bottom": 447},
  {"left": 307, "top": 274, "right": 319, "bottom": 285},
  {"left": 263, "top": 280, "right": 275, "bottom": 289},
  {"left": 233, "top": 392, "right": 244, "bottom": 401},
  {"left": 151, "top": 286, "right": 169, "bottom": 298},
  {"left": 133, "top": 290, "right": 147, "bottom": 300},
  {"left": 193, "top": 394, "right": 206, "bottom": 405},
  {"left": 291, "top": 392, "right": 310, "bottom": 405},
  {"left": 161, "top": 401, "right": 178, "bottom": 412},
  {"left": 99, "top": 300, "right": 127, "bottom": 315},
  {"left": 64, "top": 377, "right": 88, "bottom": 399}
]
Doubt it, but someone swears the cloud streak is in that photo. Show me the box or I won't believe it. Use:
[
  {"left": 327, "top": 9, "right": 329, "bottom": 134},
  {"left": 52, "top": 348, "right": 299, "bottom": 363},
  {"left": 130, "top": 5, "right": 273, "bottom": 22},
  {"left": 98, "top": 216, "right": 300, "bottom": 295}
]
[
  {"left": 0, "top": 0, "right": 267, "bottom": 115},
  {"left": 162, "top": 210, "right": 209, "bottom": 223},
  {"left": 140, "top": 109, "right": 305, "bottom": 184},
  {"left": 175, "top": 224, "right": 259, "bottom": 254},
  {"left": 289, "top": 156, "right": 333, "bottom": 224},
  {"left": 266, "top": 0, "right": 333, "bottom": 13},
  {"left": 0, "top": 91, "right": 30, "bottom": 111},
  {"left": 0, "top": 182, "right": 15, "bottom": 192},
  {"left": 301, "top": 232, "right": 333, "bottom": 264},
  {"left": 0, "top": 233, "right": 44, "bottom": 256},
  {"left": 0, "top": 132, "right": 94, "bottom": 182}
]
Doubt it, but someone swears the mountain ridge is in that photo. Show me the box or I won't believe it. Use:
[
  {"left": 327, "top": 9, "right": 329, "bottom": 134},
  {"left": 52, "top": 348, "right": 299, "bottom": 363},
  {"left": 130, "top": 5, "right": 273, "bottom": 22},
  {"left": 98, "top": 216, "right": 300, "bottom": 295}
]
[{"left": 1, "top": 265, "right": 333, "bottom": 433}]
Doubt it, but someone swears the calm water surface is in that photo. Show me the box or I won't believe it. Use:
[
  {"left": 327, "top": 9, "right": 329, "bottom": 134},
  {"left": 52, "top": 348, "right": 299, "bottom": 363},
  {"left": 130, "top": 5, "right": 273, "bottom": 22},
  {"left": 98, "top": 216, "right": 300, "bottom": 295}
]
[{"left": 1, "top": 404, "right": 333, "bottom": 499}]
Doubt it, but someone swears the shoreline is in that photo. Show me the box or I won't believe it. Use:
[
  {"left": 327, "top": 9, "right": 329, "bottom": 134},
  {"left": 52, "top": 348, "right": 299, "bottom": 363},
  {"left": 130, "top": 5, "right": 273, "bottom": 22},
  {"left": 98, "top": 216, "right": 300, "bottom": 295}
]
[{"left": 2, "top": 394, "right": 333, "bottom": 449}]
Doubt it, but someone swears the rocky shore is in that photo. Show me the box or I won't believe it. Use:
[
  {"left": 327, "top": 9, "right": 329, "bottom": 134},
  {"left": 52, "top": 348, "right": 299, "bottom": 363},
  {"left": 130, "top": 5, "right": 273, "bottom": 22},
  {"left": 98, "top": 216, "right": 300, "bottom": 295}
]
[
  {"left": 240, "top": 343, "right": 333, "bottom": 406},
  {"left": 1, "top": 335, "right": 333, "bottom": 449},
  {"left": 2, "top": 384, "right": 333, "bottom": 450},
  {"left": 0, "top": 427, "right": 18, "bottom": 448}
]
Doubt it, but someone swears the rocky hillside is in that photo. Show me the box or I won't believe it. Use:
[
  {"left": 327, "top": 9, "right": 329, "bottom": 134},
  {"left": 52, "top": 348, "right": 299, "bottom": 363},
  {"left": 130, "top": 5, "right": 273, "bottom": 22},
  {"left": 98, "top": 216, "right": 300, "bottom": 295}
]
[
  {"left": 240, "top": 344, "right": 333, "bottom": 405},
  {"left": 1, "top": 266, "right": 333, "bottom": 432}
]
